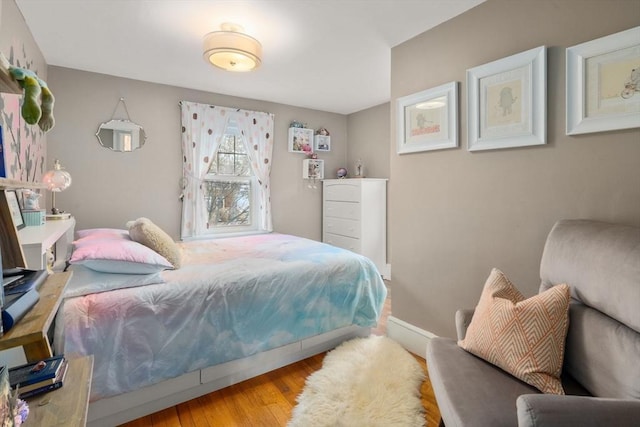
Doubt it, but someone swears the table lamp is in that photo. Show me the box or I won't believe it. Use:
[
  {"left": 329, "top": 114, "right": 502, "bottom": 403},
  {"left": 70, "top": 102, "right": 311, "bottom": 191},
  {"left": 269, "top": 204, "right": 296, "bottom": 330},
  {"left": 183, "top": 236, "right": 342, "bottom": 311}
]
[{"left": 42, "top": 159, "right": 72, "bottom": 219}]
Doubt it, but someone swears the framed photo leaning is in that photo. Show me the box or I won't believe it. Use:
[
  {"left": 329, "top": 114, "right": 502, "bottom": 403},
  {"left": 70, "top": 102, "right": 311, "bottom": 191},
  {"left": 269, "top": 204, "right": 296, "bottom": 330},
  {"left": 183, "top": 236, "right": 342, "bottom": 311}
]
[
  {"left": 566, "top": 26, "right": 640, "bottom": 135},
  {"left": 396, "top": 81, "right": 458, "bottom": 154},
  {"left": 467, "top": 46, "right": 546, "bottom": 151},
  {"left": 0, "top": 124, "right": 6, "bottom": 178},
  {"left": 5, "top": 189, "right": 25, "bottom": 230}
]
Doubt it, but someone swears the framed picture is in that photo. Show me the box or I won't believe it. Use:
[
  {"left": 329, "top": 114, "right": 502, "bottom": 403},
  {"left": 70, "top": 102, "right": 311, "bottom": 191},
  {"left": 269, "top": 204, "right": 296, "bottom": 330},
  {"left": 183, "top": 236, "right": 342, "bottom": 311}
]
[
  {"left": 566, "top": 26, "right": 640, "bottom": 135},
  {"left": 0, "top": 124, "right": 6, "bottom": 178},
  {"left": 397, "top": 81, "right": 458, "bottom": 154},
  {"left": 288, "top": 127, "right": 314, "bottom": 154},
  {"left": 303, "top": 159, "right": 324, "bottom": 179},
  {"left": 467, "top": 46, "right": 546, "bottom": 151},
  {"left": 5, "top": 189, "right": 25, "bottom": 230},
  {"left": 314, "top": 135, "right": 331, "bottom": 152}
]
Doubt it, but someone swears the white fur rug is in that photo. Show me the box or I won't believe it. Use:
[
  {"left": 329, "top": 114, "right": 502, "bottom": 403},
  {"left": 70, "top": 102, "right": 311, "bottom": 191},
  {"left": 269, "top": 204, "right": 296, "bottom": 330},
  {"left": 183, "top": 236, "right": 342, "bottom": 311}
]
[{"left": 288, "top": 336, "right": 426, "bottom": 427}]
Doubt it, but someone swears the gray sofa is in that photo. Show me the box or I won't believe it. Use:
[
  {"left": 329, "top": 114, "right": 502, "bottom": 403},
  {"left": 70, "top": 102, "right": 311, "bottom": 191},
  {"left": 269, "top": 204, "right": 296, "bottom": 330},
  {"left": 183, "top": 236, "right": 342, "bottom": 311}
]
[{"left": 426, "top": 219, "right": 640, "bottom": 427}]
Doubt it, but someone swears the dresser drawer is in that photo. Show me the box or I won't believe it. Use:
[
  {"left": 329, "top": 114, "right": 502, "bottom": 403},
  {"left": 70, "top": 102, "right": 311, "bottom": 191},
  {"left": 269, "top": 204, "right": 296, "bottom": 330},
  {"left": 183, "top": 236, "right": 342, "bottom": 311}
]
[
  {"left": 324, "top": 201, "right": 360, "bottom": 220},
  {"left": 324, "top": 217, "right": 360, "bottom": 239},
  {"left": 323, "top": 182, "right": 361, "bottom": 202},
  {"left": 323, "top": 233, "right": 361, "bottom": 253}
]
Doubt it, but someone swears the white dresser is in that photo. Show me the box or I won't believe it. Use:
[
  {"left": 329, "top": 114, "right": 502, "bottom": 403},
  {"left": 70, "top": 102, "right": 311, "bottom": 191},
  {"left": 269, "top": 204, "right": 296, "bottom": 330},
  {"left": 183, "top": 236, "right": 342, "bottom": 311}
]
[{"left": 322, "top": 178, "right": 387, "bottom": 276}]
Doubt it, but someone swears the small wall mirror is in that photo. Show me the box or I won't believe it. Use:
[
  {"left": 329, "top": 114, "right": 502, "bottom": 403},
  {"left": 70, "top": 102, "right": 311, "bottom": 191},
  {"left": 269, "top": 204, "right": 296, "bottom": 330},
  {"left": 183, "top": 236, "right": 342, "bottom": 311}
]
[{"left": 96, "top": 119, "right": 146, "bottom": 152}]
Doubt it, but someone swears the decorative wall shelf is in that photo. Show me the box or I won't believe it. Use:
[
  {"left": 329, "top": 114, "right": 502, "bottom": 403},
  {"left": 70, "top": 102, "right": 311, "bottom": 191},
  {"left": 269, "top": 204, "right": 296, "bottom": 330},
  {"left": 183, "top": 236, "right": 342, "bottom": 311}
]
[
  {"left": 0, "top": 177, "right": 45, "bottom": 190},
  {"left": 0, "top": 52, "right": 22, "bottom": 94}
]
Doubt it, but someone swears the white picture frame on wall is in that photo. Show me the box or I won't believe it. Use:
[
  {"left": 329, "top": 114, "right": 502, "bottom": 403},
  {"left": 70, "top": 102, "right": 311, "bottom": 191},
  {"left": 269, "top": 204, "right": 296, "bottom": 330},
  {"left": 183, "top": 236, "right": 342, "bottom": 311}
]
[
  {"left": 566, "top": 26, "right": 640, "bottom": 135},
  {"left": 467, "top": 45, "right": 546, "bottom": 151},
  {"left": 396, "top": 81, "right": 458, "bottom": 154},
  {"left": 288, "top": 127, "right": 314, "bottom": 154}
]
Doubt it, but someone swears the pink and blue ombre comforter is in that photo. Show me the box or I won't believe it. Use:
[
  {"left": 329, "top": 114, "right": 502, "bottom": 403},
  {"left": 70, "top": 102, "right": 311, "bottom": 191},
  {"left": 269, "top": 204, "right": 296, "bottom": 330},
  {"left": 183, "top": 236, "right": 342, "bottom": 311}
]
[{"left": 53, "top": 233, "right": 387, "bottom": 400}]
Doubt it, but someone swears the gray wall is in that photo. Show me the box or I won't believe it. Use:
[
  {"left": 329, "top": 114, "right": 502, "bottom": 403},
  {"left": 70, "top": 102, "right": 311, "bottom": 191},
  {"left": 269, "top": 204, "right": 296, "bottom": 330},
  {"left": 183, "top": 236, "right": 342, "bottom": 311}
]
[
  {"left": 390, "top": 0, "right": 640, "bottom": 338},
  {"left": 347, "top": 102, "right": 391, "bottom": 260},
  {"left": 346, "top": 102, "right": 390, "bottom": 180},
  {"left": 46, "top": 67, "right": 348, "bottom": 241}
]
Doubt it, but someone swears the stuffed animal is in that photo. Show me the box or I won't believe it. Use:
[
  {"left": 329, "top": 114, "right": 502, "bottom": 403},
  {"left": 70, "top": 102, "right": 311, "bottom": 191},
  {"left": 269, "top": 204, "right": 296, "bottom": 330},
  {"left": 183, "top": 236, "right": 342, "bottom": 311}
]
[
  {"left": 2, "top": 56, "right": 55, "bottom": 132},
  {"left": 22, "top": 189, "right": 42, "bottom": 210}
]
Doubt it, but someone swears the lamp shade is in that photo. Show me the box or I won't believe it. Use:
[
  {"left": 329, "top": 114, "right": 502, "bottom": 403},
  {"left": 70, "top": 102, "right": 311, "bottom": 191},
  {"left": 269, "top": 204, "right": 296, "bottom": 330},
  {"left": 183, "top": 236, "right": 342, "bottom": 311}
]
[
  {"left": 203, "top": 24, "right": 262, "bottom": 72},
  {"left": 42, "top": 159, "right": 71, "bottom": 192}
]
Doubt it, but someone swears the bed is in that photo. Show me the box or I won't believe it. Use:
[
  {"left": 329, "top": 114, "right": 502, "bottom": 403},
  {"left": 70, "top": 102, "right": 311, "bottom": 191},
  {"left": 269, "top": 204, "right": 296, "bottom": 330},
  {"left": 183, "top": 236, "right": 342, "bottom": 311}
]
[{"left": 53, "top": 231, "right": 387, "bottom": 426}]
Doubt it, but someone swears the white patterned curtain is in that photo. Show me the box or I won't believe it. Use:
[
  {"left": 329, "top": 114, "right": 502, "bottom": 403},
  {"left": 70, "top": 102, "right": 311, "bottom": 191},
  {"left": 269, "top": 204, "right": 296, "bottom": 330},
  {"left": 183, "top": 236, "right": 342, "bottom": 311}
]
[
  {"left": 235, "top": 110, "right": 275, "bottom": 232},
  {"left": 180, "top": 101, "right": 232, "bottom": 238}
]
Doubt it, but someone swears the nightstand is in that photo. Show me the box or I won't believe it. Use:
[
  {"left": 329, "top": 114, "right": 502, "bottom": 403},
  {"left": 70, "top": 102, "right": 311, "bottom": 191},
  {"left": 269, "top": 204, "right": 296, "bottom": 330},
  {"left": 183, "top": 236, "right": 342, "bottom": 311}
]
[
  {"left": 26, "top": 355, "right": 93, "bottom": 426},
  {"left": 0, "top": 272, "right": 70, "bottom": 361}
]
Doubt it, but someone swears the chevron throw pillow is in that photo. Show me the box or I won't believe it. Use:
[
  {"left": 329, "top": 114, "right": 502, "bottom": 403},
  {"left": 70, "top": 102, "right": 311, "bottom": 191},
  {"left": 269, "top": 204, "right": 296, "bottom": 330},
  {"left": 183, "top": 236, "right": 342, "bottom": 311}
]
[{"left": 458, "top": 268, "right": 570, "bottom": 394}]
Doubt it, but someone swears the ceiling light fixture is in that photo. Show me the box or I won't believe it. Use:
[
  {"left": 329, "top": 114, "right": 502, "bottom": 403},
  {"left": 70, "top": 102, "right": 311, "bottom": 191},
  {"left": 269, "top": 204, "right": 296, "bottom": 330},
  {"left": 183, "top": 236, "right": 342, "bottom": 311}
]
[{"left": 203, "top": 23, "right": 262, "bottom": 72}]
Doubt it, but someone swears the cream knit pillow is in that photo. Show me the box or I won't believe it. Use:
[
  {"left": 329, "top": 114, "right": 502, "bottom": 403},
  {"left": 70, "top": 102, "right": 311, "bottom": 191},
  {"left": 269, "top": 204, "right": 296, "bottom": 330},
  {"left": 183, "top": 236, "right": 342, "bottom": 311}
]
[
  {"left": 127, "top": 217, "right": 182, "bottom": 269},
  {"left": 458, "top": 268, "right": 570, "bottom": 394}
]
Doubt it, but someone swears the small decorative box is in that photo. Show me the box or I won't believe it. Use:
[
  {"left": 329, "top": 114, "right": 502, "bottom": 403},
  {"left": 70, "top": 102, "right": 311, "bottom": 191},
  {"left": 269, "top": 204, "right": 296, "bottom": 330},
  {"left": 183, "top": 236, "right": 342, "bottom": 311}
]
[{"left": 22, "top": 209, "right": 46, "bottom": 226}]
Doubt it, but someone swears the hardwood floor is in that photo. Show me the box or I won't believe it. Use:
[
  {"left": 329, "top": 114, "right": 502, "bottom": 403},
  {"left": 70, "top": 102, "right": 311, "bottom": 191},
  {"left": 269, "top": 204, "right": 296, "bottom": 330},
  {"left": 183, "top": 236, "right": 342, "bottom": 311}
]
[{"left": 121, "top": 282, "right": 441, "bottom": 427}]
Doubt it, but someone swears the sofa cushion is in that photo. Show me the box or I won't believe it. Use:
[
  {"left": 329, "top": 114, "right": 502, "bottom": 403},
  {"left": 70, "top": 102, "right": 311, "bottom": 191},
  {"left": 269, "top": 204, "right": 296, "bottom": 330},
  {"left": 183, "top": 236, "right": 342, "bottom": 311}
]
[
  {"left": 458, "top": 268, "right": 570, "bottom": 394},
  {"left": 540, "top": 219, "right": 640, "bottom": 333},
  {"left": 564, "top": 302, "right": 640, "bottom": 399},
  {"left": 428, "top": 337, "right": 539, "bottom": 427},
  {"left": 517, "top": 394, "right": 640, "bottom": 427}
]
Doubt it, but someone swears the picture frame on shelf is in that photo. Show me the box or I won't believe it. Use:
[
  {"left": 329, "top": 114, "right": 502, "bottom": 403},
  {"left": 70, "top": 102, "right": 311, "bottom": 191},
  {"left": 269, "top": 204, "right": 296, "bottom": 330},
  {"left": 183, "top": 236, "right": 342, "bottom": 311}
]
[
  {"left": 288, "top": 127, "right": 314, "bottom": 154},
  {"left": 0, "top": 124, "right": 6, "bottom": 178},
  {"left": 302, "top": 159, "right": 324, "bottom": 180},
  {"left": 566, "top": 26, "right": 640, "bottom": 135},
  {"left": 314, "top": 135, "right": 331, "bottom": 152},
  {"left": 467, "top": 46, "right": 546, "bottom": 151},
  {"left": 5, "top": 189, "right": 25, "bottom": 230},
  {"left": 397, "top": 81, "right": 458, "bottom": 154}
]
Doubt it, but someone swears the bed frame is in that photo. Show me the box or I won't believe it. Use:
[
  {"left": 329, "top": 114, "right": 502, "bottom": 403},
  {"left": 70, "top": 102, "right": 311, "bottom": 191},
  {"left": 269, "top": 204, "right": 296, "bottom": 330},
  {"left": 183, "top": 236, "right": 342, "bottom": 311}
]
[{"left": 88, "top": 325, "right": 370, "bottom": 426}]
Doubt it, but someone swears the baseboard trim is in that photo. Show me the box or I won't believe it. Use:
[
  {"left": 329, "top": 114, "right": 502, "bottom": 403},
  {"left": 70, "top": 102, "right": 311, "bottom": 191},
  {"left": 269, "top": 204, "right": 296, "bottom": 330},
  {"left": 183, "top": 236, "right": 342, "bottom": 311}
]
[
  {"left": 387, "top": 316, "right": 438, "bottom": 357},
  {"left": 382, "top": 263, "right": 391, "bottom": 280}
]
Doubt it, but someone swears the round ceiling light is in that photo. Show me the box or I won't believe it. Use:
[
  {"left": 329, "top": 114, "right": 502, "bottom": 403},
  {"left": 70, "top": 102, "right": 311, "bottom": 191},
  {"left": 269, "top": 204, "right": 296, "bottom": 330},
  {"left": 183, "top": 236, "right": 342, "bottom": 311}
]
[{"left": 203, "top": 23, "right": 262, "bottom": 72}]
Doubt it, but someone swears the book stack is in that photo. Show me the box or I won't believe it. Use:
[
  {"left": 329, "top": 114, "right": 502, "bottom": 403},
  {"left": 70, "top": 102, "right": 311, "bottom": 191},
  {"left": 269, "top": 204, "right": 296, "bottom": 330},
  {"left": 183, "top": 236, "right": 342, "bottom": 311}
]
[{"left": 8, "top": 355, "right": 68, "bottom": 399}]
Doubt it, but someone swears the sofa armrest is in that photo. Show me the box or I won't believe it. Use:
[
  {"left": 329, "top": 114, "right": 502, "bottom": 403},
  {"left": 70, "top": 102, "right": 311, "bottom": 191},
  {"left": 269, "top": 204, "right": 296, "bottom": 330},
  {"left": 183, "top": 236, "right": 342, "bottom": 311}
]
[
  {"left": 517, "top": 394, "right": 640, "bottom": 427},
  {"left": 455, "top": 309, "right": 475, "bottom": 341}
]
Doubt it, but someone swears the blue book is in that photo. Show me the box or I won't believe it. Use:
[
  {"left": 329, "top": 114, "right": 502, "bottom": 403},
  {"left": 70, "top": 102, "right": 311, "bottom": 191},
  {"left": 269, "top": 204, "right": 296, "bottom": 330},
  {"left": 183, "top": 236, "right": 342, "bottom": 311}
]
[
  {"left": 1, "top": 289, "right": 39, "bottom": 332},
  {"left": 4, "top": 269, "right": 48, "bottom": 295},
  {"left": 16, "top": 359, "right": 68, "bottom": 399},
  {"left": 8, "top": 355, "right": 65, "bottom": 389},
  {"left": 18, "top": 378, "right": 64, "bottom": 399}
]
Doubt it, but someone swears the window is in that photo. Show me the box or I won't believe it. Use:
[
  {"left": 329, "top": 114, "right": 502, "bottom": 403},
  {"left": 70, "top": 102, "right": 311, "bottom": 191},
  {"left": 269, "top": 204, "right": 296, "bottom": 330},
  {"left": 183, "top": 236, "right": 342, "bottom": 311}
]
[
  {"left": 180, "top": 101, "right": 273, "bottom": 239},
  {"left": 201, "top": 120, "right": 258, "bottom": 234}
]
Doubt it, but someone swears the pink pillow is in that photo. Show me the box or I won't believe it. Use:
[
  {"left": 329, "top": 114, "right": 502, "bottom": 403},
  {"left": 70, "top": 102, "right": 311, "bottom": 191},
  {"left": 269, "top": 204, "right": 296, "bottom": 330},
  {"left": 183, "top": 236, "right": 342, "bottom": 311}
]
[
  {"left": 458, "top": 269, "right": 570, "bottom": 394},
  {"left": 76, "top": 228, "right": 130, "bottom": 240},
  {"left": 71, "top": 236, "right": 173, "bottom": 274}
]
